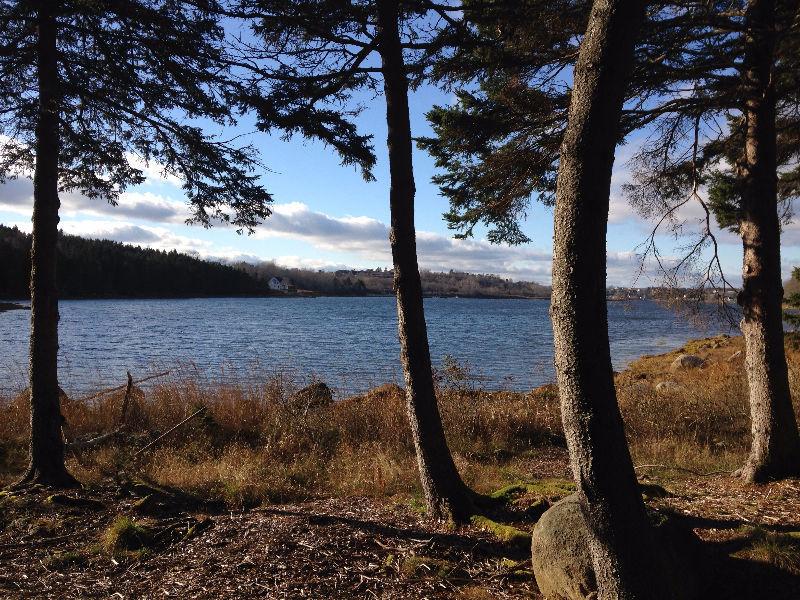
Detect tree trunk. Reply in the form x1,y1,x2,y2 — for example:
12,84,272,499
16,2,77,488
376,0,474,523
549,0,679,597
737,0,800,483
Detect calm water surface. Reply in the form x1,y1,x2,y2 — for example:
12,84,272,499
0,297,730,395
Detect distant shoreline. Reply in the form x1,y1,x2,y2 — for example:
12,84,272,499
0,302,29,313
0,292,551,302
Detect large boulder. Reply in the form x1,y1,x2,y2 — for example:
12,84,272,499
290,381,333,410
531,494,700,600
531,494,595,600
669,354,705,372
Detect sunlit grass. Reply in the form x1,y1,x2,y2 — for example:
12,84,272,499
2,334,798,505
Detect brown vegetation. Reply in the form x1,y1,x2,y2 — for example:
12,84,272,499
2,333,799,503
2,334,800,597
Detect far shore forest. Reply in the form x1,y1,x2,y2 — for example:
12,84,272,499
0,224,550,300
1,1,800,599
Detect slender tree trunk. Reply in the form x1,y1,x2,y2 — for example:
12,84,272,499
737,0,800,483
16,2,77,488
376,0,474,522
549,0,679,596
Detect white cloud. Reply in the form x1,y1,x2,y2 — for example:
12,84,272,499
271,255,352,271
58,220,215,254
254,201,557,281
125,153,183,188
0,177,189,223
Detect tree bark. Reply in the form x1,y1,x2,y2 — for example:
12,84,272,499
549,0,680,597
737,0,800,483
16,2,77,488
376,0,474,522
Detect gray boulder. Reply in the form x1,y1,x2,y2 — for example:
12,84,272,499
531,494,700,600
291,381,333,410
669,354,705,372
531,495,596,600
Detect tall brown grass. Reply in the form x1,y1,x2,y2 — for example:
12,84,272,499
1,334,798,506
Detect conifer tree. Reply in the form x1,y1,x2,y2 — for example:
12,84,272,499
237,0,479,521
0,0,272,487
628,0,800,482
550,0,683,594
421,0,800,482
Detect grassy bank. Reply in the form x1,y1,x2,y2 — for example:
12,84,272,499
2,333,799,505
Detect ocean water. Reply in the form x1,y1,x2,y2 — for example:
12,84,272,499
0,297,731,396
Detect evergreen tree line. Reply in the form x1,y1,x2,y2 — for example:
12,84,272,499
0,224,268,298
0,223,549,299
237,261,551,297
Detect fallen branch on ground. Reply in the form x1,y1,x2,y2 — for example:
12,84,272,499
66,372,137,452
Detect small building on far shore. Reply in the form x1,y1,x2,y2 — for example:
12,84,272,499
268,276,289,292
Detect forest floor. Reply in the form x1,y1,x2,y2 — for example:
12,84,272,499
3,333,800,597
3,459,800,598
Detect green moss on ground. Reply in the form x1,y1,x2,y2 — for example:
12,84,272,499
638,482,670,500
489,479,575,504
102,516,154,556
471,515,531,548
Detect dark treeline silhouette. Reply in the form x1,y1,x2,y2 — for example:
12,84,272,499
0,225,267,299
237,261,550,298
0,225,549,300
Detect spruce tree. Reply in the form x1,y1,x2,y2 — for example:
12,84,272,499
421,0,800,482
0,0,272,487
237,0,479,521
550,0,683,594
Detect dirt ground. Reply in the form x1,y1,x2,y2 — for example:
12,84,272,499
2,469,800,599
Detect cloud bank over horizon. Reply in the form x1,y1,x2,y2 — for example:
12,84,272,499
1,172,796,286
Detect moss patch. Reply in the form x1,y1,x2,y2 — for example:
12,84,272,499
489,479,575,504
102,516,154,556
471,515,531,548
639,482,670,500
46,494,105,511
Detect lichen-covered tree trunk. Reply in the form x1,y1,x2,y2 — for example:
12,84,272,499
376,0,474,522
17,2,78,488
737,0,800,483
549,0,679,596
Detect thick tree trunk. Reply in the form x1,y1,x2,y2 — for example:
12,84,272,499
376,0,474,522
16,2,77,488
737,0,800,483
550,0,679,597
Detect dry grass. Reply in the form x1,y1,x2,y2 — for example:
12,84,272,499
619,332,800,473
2,333,799,506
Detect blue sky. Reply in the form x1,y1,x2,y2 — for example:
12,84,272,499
1,82,798,287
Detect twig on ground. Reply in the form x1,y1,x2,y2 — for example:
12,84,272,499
66,371,139,452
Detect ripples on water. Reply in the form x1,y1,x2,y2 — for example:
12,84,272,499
0,297,731,396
